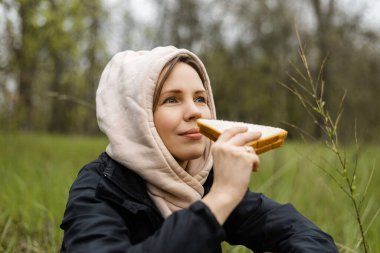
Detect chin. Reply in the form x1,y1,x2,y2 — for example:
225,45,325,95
175,148,205,162
187,152,204,160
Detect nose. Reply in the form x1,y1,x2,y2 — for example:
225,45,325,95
184,101,202,121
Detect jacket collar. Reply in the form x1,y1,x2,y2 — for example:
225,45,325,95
99,152,160,213
99,152,214,212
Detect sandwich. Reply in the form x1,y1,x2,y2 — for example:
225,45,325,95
197,119,288,154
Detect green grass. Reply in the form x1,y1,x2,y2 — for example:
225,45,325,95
0,133,108,252
0,133,379,252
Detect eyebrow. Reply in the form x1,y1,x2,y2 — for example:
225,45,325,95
160,89,206,96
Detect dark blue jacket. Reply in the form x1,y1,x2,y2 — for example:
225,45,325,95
60,152,338,253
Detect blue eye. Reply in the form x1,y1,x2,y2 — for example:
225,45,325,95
195,96,207,103
163,97,177,104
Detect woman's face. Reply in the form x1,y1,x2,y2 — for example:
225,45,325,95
154,62,212,166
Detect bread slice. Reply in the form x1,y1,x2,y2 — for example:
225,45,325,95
197,119,288,154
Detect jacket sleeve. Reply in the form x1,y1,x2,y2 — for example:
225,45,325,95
223,192,338,253
60,165,225,253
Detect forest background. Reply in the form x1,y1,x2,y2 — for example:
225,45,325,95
0,0,379,252
1,0,379,139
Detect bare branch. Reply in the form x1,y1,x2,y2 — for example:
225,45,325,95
47,92,95,111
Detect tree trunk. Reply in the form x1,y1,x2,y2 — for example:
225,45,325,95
310,0,335,139
15,1,38,130
83,1,102,134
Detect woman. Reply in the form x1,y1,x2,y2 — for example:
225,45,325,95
60,46,338,253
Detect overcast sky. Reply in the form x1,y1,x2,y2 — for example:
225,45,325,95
104,0,380,52
339,0,380,28
125,0,380,27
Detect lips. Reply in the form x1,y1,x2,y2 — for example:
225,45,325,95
179,128,203,140
180,128,200,135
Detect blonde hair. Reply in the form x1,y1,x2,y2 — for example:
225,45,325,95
153,54,207,111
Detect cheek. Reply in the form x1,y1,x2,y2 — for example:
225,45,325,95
153,110,176,138
202,106,212,119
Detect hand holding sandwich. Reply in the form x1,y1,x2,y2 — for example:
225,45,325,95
202,126,261,225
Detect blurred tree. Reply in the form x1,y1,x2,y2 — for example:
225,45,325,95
46,0,106,133
305,0,380,141
81,0,107,134
200,0,380,142
152,0,203,50
0,0,107,133
201,0,296,125
10,0,42,130
0,0,379,141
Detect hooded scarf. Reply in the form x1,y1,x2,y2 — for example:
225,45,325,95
96,46,216,217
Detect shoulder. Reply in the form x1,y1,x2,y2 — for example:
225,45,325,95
67,152,159,214
68,152,143,196
62,152,159,222
68,152,109,192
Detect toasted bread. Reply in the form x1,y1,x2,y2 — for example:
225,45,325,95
197,119,287,154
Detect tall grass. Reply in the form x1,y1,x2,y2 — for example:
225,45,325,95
0,133,107,252
223,142,380,253
0,133,379,252
276,31,379,253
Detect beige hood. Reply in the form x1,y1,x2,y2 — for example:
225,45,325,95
96,46,216,217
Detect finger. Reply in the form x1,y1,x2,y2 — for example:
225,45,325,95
242,146,254,154
229,131,262,146
252,157,260,172
217,126,248,142
240,149,260,171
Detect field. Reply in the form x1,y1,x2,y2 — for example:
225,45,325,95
0,133,379,252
